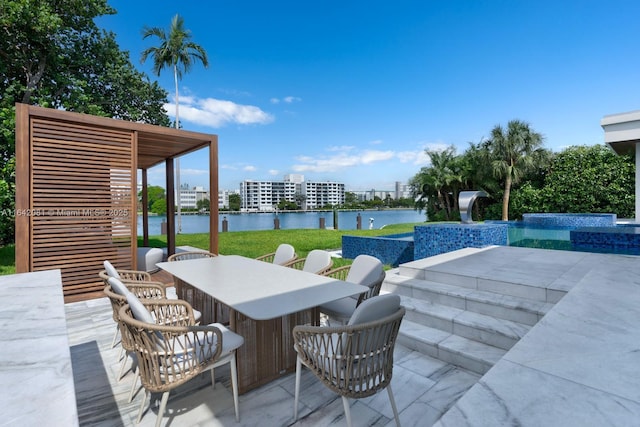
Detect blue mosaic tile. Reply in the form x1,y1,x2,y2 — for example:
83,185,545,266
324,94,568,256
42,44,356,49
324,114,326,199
342,232,414,267
414,224,508,259
522,213,616,228
571,226,640,255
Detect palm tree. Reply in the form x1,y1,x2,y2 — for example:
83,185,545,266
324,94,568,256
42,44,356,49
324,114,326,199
487,120,544,220
411,146,459,220
141,14,208,232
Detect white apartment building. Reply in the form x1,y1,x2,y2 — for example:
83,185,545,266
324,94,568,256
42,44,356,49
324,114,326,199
350,182,412,201
176,186,209,210
302,181,345,210
240,175,344,212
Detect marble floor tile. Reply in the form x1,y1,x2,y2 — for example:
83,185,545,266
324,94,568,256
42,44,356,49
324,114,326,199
417,368,480,413
435,360,640,427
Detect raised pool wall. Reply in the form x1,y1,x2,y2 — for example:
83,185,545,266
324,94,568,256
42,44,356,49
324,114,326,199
414,223,507,259
342,233,414,267
341,213,639,265
522,213,617,227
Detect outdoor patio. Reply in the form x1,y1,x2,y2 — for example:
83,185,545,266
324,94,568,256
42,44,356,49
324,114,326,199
66,296,479,426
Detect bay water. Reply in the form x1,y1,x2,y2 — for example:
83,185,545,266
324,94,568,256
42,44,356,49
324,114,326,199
138,209,426,235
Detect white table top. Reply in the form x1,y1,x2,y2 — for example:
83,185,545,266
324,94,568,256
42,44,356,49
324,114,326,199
0,269,78,426
157,255,368,320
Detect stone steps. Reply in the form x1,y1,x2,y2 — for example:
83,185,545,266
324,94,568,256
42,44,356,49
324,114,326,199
396,246,568,304
384,273,553,326
397,319,506,375
383,247,559,374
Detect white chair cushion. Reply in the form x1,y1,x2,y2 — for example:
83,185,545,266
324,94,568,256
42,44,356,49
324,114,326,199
319,297,357,320
273,244,295,265
104,260,121,279
303,250,331,273
165,286,179,299
348,294,401,326
210,322,244,354
346,255,383,288
126,292,155,324
108,277,130,296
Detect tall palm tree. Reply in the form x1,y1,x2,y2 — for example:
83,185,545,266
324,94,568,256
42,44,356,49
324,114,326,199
141,14,208,232
488,120,543,220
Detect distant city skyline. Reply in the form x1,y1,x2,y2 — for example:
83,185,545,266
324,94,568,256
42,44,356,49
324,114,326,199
105,1,640,191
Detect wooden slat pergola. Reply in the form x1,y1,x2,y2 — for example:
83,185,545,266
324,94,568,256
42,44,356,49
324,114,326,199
14,103,219,301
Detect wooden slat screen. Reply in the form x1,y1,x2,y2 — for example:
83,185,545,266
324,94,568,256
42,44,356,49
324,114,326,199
30,118,136,297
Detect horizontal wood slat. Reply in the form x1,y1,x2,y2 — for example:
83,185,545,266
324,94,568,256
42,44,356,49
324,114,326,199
30,118,135,298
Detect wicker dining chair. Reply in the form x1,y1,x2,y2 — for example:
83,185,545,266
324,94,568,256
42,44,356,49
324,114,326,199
320,254,386,325
119,295,243,427
100,259,176,299
101,260,195,349
103,277,173,403
293,294,405,427
256,243,297,265
284,249,333,275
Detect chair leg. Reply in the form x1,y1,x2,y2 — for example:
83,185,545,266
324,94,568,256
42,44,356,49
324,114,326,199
230,353,240,422
342,396,352,427
387,385,401,427
156,391,170,427
294,356,302,420
128,370,140,403
210,366,216,389
111,324,120,348
137,390,148,424
118,352,130,381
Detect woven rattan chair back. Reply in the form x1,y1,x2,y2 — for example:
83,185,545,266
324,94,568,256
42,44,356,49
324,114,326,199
167,250,217,262
293,294,405,426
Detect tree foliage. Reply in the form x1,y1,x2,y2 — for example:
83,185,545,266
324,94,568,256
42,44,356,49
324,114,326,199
0,0,171,244
196,197,210,212
228,193,241,211
541,145,635,217
485,120,545,220
141,14,208,129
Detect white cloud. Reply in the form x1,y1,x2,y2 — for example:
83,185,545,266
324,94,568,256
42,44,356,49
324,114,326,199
292,149,394,173
268,169,279,176
361,150,395,164
270,96,301,104
179,168,209,176
397,150,430,165
327,145,355,152
369,139,383,145
243,165,257,172
396,142,452,166
164,96,274,128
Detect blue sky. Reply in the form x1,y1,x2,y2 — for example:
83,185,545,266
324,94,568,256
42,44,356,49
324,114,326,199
98,0,640,192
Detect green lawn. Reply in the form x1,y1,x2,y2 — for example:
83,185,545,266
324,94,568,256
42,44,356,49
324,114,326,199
0,222,424,275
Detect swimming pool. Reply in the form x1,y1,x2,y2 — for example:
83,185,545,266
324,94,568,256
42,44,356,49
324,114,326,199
507,223,573,251
343,214,640,265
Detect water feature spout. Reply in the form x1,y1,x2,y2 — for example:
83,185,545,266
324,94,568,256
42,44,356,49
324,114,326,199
459,191,488,224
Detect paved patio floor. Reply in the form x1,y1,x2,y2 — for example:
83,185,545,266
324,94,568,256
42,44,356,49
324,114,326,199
66,297,479,427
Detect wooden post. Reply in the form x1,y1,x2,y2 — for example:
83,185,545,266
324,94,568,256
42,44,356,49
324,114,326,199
166,159,176,257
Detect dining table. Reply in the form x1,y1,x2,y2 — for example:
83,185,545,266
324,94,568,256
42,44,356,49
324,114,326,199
156,255,369,394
